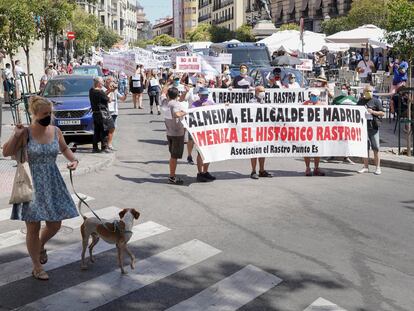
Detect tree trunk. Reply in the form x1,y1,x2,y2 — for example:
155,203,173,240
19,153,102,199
24,46,32,93
44,30,50,68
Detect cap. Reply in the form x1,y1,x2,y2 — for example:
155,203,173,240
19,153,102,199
310,89,321,96
198,87,209,95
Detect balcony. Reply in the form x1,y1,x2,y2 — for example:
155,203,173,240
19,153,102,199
213,0,233,11
199,0,211,9
198,13,211,23
212,13,233,25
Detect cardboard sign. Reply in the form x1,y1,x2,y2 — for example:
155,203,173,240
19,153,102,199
176,56,202,73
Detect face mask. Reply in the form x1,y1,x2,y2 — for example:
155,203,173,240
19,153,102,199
173,80,180,87
240,69,247,75
38,115,51,127
364,91,373,99
290,79,295,83
341,90,348,95
200,95,208,102
224,70,230,75
257,92,266,100
197,83,204,88
310,95,319,103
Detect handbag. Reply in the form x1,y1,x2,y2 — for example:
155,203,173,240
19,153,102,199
9,143,33,204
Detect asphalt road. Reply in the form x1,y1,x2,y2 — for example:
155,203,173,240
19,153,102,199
0,98,413,311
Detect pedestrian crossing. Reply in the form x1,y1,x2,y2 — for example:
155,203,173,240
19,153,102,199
0,199,348,311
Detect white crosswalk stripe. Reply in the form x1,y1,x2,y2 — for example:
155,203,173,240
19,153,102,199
0,206,119,251
166,264,282,311
0,221,170,287
304,297,347,311
17,239,221,311
0,193,94,222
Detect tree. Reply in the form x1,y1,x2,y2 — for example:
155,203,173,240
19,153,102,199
97,26,121,50
235,24,255,42
279,23,299,31
71,8,99,56
187,23,212,42
321,16,351,35
385,0,414,155
150,34,179,46
36,0,74,66
210,26,234,43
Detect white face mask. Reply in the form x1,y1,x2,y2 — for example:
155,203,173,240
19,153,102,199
257,92,266,100
341,90,348,95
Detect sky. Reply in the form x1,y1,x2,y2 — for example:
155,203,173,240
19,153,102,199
138,0,172,24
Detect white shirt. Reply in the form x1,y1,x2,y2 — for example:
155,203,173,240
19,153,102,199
287,82,301,89
357,60,374,78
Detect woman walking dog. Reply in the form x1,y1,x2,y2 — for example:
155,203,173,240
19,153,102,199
2,96,79,281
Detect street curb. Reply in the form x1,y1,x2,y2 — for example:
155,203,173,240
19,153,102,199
354,155,414,172
61,153,116,178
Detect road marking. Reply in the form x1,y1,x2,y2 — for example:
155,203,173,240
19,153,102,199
304,298,347,311
0,221,170,287
0,194,94,222
17,240,221,311
166,264,282,311
0,206,120,251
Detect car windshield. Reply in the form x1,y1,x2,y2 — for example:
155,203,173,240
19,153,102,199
231,49,271,68
43,79,93,97
73,67,100,76
262,69,307,87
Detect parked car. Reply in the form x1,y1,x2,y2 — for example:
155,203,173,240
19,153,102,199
210,42,272,77
250,67,309,88
42,75,94,143
72,65,104,77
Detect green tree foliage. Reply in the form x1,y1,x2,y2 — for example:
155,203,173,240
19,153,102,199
235,24,255,42
150,34,179,46
210,26,233,43
279,23,300,31
187,23,212,42
97,26,121,49
321,0,387,35
71,8,99,55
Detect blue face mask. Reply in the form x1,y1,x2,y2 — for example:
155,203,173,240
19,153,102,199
173,80,180,87
310,95,319,103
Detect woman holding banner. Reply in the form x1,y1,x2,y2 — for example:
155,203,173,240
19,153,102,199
129,65,146,109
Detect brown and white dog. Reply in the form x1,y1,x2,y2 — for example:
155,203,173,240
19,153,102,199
79,201,140,274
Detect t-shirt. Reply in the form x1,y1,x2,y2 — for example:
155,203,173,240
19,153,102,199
107,90,123,115
249,97,264,104
89,88,109,112
332,95,357,105
357,60,375,78
232,75,254,89
392,62,408,85
286,82,301,89
161,97,185,136
357,97,384,130
192,98,215,108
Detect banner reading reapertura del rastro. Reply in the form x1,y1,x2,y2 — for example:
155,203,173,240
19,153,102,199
209,88,328,105
182,104,368,163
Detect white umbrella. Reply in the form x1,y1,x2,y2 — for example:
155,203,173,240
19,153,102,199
258,30,327,54
326,24,388,48
321,42,350,52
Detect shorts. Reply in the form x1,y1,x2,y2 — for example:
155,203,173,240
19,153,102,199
131,87,143,94
167,135,184,159
367,129,380,151
111,114,118,127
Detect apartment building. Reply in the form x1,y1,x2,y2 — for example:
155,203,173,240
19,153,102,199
270,0,353,32
196,0,246,31
153,17,174,37
173,0,198,40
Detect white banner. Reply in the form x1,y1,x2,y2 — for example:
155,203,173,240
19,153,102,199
176,56,202,73
209,88,328,105
200,54,233,72
102,52,135,76
296,59,313,71
182,104,368,163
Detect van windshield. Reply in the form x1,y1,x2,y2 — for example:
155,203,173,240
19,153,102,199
230,49,271,67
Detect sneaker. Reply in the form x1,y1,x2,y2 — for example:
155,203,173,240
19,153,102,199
157,111,161,115
203,172,216,180
305,168,312,176
358,167,369,174
168,176,184,185
150,110,153,114
197,173,209,182
250,172,259,179
259,170,272,177
187,156,194,165
102,148,113,154
343,157,355,165
374,167,382,175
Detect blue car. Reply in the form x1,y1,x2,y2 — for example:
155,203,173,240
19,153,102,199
42,75,94,142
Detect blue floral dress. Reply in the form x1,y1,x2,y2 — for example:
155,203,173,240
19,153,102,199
11,127,78,221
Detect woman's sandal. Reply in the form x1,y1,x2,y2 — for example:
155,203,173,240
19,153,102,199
32,269,49,281
40,249,48,265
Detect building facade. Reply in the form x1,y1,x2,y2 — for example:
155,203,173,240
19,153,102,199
196,0,246,31
173,0,198,40
153,17,174,37
173,0,185,40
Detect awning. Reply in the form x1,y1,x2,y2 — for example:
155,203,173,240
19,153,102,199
314,0,322,9
288,0,296,14
301,0,309,11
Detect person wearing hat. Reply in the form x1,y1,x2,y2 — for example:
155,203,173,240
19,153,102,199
191,87,216,182
249,86,272,179
357,53,375,83
303,89,325,176
314,70,334,99
286,73,301,89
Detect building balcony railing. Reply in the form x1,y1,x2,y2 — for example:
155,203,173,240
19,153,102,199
212,13,234,25
213,0,233,11
198,13,211,23
199,1,211,9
